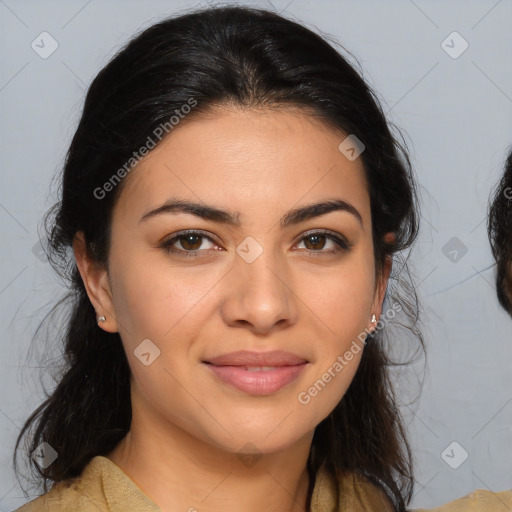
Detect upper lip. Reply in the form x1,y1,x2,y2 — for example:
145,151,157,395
204,350,308,366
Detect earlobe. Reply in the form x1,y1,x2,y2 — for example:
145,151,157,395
72,231,118,333
373,258,391,317
369,240,394,331
369,313,378,333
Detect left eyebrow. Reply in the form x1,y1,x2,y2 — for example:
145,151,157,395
139,198,363,227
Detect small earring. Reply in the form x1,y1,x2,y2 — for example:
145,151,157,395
371,314,377,324
97,315,106,323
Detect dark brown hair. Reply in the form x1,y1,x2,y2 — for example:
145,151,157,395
15,6,423,511
488,148,512,314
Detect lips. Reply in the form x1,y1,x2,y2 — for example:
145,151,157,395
205,350,307,367
203,350,308,395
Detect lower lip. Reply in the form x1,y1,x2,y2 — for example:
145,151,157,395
204,363,308,395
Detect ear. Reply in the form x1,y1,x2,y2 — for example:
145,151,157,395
369,232,394,329
72,231,118,333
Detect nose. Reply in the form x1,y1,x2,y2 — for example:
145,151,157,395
220,243,299,335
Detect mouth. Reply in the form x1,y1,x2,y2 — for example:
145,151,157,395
202,350,309,395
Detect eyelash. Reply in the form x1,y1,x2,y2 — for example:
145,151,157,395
159,229,351,258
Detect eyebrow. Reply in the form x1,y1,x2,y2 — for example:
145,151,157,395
139,197,363,228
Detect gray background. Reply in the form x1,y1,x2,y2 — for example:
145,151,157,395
1,0,511,510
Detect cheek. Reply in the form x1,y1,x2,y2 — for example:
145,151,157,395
301,256,375,403
305,260,375,338
109,250,220,341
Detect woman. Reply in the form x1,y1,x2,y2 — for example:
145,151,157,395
13,5,424,511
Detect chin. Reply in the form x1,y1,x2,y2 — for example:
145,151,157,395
196,416,315,456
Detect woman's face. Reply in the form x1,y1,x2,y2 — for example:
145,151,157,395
81,106,388,455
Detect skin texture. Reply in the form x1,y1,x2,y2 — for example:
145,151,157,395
73,106,390,512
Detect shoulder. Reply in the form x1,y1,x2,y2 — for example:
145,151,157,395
14,457,120,512
412,489,512,511
347,472,395,511
14,455,161,512
13,479,102,512
311,465,394,511
14,489,62,512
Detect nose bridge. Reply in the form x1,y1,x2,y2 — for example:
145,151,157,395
223,234,297,330
237,234,290,301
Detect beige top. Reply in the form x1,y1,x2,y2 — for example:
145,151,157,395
413,489,512,511
14,455,393,511
14,455,512,511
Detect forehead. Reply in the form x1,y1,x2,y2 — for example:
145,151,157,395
113,106,371,225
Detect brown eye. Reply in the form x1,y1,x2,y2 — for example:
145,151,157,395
160,229,350,258
178,233,203,251
303,234,327,251
296,231,350,254
160,230,218,257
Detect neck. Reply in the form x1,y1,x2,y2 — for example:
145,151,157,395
107,400,313,512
